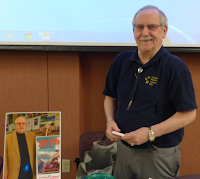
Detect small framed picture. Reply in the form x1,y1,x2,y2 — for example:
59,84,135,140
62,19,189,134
26,118,32,131
8,124,12,132
32,116,41,130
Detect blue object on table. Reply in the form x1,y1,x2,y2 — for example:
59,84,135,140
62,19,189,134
86,174,115,179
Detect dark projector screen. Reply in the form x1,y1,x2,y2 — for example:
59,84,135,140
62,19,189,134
0,0,200,50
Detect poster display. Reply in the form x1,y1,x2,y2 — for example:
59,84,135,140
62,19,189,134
36,135,61,179
3,112,61,179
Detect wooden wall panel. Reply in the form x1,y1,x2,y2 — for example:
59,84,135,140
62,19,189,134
79,52,118,133
0,51,48,179
48,52,80,179
0,51,48,156
173,53,200,176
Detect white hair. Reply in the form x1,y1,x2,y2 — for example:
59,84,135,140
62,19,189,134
132,5,168,28
15,116,27,123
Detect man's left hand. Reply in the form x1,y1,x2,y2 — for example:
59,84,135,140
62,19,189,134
121,127,149,146
44,124,51,129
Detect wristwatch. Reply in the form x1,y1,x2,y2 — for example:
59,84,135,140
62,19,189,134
148,127,155,142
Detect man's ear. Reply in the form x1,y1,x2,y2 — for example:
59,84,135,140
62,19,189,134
162,26,168,38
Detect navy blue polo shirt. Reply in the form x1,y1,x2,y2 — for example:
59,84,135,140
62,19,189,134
103,46,197,148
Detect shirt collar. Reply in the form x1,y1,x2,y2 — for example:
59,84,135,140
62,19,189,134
129,46,167,67
16,132,25,136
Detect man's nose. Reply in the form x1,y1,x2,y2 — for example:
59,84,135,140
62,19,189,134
142,26,150,36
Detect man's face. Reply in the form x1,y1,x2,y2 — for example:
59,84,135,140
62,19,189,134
15,117,27,134
133,8,167,55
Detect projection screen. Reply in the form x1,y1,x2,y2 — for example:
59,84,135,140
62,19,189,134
0,0,200,51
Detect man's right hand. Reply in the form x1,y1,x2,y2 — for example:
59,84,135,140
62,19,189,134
4,174,8,179
106,120,121,141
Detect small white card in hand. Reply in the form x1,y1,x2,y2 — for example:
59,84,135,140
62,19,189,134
112,131,125,137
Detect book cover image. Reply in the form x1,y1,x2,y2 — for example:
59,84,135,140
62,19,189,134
36,135,61,178
3,112,61,179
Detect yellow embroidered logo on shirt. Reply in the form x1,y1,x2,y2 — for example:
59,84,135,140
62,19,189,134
145,76,158,86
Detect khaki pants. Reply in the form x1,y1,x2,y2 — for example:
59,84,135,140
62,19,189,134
113,140,181,179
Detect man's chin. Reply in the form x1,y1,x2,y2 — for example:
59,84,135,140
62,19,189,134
17,130,25,134
139,46,154,52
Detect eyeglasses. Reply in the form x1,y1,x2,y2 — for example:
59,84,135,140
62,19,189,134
16,122,27,125
134,24,162,31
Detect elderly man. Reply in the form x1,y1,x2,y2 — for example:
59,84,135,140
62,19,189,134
4,116,51,179
103,5,197,179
